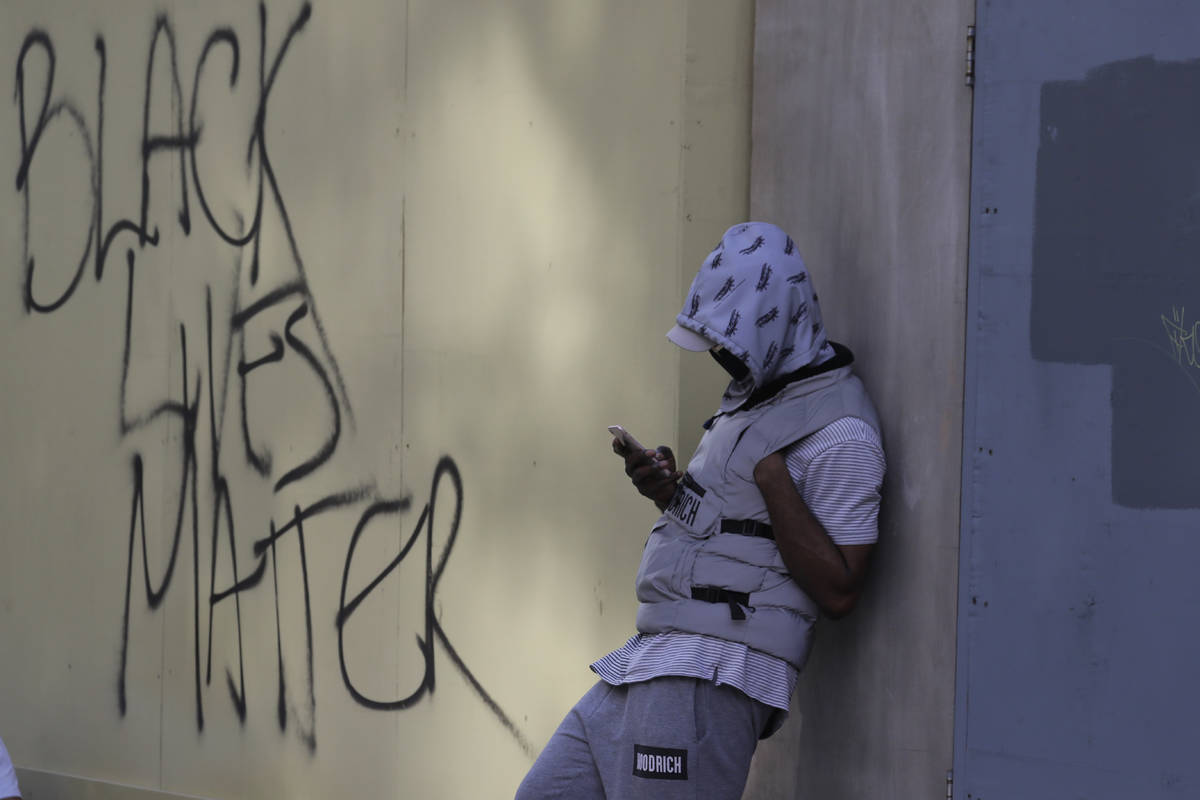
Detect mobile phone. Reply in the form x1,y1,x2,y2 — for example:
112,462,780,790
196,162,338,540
608,425,647,454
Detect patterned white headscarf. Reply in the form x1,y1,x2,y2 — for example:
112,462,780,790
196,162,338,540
669,222,833,412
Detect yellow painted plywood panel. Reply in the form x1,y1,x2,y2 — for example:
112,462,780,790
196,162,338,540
0,1,752,798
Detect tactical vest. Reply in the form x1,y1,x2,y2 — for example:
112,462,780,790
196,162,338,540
634,362,880,670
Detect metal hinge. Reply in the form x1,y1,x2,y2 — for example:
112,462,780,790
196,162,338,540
946,769,954,799
965,25,976,87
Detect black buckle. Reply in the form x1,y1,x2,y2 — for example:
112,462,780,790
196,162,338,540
691,586,754,620
720,518,774,540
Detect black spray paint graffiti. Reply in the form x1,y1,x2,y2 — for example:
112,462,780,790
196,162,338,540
14,3,532,756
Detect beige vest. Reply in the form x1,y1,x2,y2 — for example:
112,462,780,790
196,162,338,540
634,364,880,670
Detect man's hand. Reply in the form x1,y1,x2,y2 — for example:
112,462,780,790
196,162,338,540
613,439,682,511
753,451,873,618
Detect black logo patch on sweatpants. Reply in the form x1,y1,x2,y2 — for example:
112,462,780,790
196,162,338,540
632,744,688,780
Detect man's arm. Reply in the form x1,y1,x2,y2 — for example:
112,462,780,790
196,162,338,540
753,451,874,619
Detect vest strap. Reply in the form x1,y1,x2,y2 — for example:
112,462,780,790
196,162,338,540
719,518,774,540
690,586,754,620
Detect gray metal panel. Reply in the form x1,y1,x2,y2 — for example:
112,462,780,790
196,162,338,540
956,1,1200,796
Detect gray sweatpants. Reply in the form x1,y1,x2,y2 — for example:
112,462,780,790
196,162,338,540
514,677,772,800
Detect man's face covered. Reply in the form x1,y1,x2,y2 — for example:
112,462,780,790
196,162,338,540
676,222,831,412
709,345,751,382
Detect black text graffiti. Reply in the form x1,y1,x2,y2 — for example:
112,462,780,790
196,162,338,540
13,3,530,756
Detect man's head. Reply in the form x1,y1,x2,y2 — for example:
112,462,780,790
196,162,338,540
667,222,828,398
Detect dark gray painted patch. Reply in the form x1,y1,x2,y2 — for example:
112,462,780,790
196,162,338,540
1112,338,1200,507
1031,56,1200,508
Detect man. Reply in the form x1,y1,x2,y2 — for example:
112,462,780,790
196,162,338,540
516,222,885,799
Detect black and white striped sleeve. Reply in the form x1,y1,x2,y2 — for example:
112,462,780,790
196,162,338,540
781,417,886,546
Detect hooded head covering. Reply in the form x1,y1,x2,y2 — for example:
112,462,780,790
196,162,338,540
668,222,833,412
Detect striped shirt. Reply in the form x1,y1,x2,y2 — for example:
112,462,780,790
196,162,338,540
591,416,885,731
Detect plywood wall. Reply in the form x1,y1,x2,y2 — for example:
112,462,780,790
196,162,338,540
746,1,973,797
0,2,752,798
